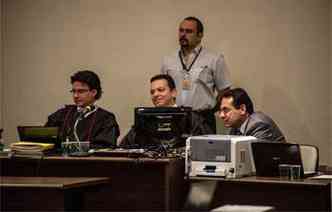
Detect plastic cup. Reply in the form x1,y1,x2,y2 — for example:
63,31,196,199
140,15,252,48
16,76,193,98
278,164,290,179
290,165,301,180
61,141,90,156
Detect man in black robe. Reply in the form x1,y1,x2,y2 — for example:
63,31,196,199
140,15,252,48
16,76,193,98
45,70,120,148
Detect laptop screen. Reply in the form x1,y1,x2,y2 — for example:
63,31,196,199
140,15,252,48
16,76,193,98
251,142,304,177
17,126,60,149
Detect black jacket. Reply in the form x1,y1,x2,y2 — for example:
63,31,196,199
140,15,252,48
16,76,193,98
45,105,120,148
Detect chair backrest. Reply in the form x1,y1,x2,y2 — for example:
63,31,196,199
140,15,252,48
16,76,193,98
299,144,319,173
183,181,217,211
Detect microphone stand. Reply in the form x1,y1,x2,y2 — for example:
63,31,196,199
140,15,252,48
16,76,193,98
74,113,83,152
74,106,92,152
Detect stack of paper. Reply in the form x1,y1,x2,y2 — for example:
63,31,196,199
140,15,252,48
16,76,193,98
10,141,54,156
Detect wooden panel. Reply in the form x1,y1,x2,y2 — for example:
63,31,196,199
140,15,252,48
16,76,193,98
0,176,109,211
0,156,186,211
0,176,110,188
189,176,331,211
2,188,65,211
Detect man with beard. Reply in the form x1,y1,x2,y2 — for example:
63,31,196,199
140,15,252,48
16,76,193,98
161,16,231,133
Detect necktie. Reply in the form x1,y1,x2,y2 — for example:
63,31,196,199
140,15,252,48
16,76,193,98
234,128,242,136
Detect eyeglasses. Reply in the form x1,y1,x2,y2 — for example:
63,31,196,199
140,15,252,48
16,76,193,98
215,108,231,116
70,89,90,94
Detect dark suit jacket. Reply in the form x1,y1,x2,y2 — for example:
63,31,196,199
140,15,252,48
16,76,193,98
230,111,286,142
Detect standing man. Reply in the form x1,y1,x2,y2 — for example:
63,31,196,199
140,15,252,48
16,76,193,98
161,16,231,133
218,88,286,142
45,70,120,148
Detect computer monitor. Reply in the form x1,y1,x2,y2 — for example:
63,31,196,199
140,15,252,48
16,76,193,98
251,142,304,178
17,126,61,149
134,106,192,148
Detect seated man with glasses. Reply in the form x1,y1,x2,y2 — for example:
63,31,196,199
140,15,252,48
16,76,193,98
217,87,286,142
45,70,120,148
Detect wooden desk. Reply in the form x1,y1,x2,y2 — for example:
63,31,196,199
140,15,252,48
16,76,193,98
189,176,331,211
0,156,187,211
0,176,110,211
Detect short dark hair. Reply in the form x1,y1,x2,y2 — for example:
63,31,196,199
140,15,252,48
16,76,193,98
220,88,254,114
150,74,176,91
184,16,204,35
70,70,102,100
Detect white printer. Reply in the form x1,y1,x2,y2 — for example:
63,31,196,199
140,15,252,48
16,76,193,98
185,135,257,178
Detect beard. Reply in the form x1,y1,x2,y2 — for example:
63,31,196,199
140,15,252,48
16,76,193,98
179,37,188,48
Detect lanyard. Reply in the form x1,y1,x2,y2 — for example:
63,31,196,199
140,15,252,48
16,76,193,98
179,47,202,72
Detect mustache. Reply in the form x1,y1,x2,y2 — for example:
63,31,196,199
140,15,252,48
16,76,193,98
179,37,188,42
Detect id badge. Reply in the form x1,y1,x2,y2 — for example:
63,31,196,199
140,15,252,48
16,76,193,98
182,74,192,90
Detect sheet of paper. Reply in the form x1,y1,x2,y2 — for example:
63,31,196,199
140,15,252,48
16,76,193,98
309,175,332,180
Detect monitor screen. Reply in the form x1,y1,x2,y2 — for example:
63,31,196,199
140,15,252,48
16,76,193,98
251,142,304,177
134,106,192,148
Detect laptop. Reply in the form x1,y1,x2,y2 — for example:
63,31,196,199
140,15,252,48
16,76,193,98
251,142,305,178
17,126,61,149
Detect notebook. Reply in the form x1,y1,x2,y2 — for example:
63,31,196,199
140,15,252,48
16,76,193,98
251,142,304,178
17,126,60,149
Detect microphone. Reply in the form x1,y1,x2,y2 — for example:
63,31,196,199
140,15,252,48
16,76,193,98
85,105,92,113
78,105,92,118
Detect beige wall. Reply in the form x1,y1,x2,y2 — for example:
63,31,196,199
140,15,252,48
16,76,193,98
330,0,332,166
0,0,2,130
2,0,331,165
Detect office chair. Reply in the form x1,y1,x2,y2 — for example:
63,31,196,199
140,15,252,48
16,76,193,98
299,144,319,174
183,180,217,211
